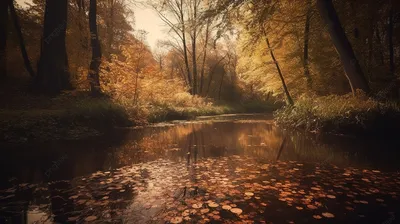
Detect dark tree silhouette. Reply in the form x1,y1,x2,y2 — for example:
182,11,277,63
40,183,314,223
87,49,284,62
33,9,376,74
316,0,370,94
0,0,10,79
9,1,36,77
36,0,71,94
88,0,102,96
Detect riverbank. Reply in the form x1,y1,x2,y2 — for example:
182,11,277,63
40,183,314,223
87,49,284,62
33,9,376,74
0,92,280,143
274,93,400,137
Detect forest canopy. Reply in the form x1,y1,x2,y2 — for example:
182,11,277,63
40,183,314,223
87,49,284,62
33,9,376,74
0,0,399,136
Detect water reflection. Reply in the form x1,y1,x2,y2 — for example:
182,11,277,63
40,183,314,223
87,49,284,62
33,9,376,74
1,115,400,223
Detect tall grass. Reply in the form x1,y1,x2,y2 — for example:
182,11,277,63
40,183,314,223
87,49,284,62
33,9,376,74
274,92,400,135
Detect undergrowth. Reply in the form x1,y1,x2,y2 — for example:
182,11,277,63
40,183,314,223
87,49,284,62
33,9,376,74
274,92,400,135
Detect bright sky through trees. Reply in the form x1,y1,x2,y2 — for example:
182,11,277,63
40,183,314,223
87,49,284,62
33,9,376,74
16,0,168,50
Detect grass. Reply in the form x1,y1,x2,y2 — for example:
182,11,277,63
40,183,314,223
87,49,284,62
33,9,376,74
274,92,400,136
0,96,132,143
0,91,281,143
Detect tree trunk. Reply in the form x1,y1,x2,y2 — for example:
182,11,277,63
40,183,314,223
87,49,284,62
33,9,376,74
179,0,192,95
88,0,102,96
191,0,198,95
106,0,115,60
265,35,294,106
316,0,370,94
0,0,9,79
303,0,312,88
199,19,210,95
388,1,395,75
10,1,36,77
36,0,70,94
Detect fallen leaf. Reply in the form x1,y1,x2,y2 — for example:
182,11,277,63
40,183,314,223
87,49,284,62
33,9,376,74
170,217,183,224
230,208,243,215
313,215,322,219
84,216,97,222
222,205,232,210
322,212,335,218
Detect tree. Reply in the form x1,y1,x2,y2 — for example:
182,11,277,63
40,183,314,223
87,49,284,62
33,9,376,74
10,0,36,77
152,0,193,94
264,33,294,105
0,0,10,79
89,0,102,96
152,0,211,95
36,0,71,94
316,0,370,94
303,0,312,88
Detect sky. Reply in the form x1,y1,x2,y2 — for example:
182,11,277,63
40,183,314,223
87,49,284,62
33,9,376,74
16,0,169,51
133,5,169,51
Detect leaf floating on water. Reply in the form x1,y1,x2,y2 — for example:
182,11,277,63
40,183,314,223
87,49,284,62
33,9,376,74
245,192,254,197
230,208,243,215
307,205,318,210
170,217,183,224
192,203,202,209
67,216,79,221
322,212,335,218
327,195,336,199
213,215,221,220
208,202,219,208
296,206,303,210
84,216,97,222
222,205,232,210
200,208,210,214
360,200,368,204
313,215,322,219
376,198,384,202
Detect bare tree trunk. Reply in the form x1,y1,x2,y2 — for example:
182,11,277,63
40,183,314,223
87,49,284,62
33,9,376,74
316,0,370,94
303,0,312,88
36,0,70,94
106,0,115,60
0,0,9,79
265,35,294,105
199,19,210,95
178,0,193,95
191,0,198,95
10,1,36,77
88,0,102,96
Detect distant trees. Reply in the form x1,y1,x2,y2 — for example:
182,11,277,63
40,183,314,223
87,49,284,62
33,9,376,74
152,0,223,96
2,0,399,104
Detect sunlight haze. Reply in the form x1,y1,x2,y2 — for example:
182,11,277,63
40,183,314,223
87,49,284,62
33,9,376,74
16,0,168,51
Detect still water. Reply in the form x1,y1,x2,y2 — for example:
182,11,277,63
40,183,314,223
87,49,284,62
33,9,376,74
1,114,400,223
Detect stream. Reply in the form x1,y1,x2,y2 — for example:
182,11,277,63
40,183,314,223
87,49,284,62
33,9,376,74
1,114,400,223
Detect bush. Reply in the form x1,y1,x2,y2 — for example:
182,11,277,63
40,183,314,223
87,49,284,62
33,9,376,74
274,92,400,135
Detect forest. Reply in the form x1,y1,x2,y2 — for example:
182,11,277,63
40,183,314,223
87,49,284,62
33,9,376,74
0,0,399,141
1,1,400,223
